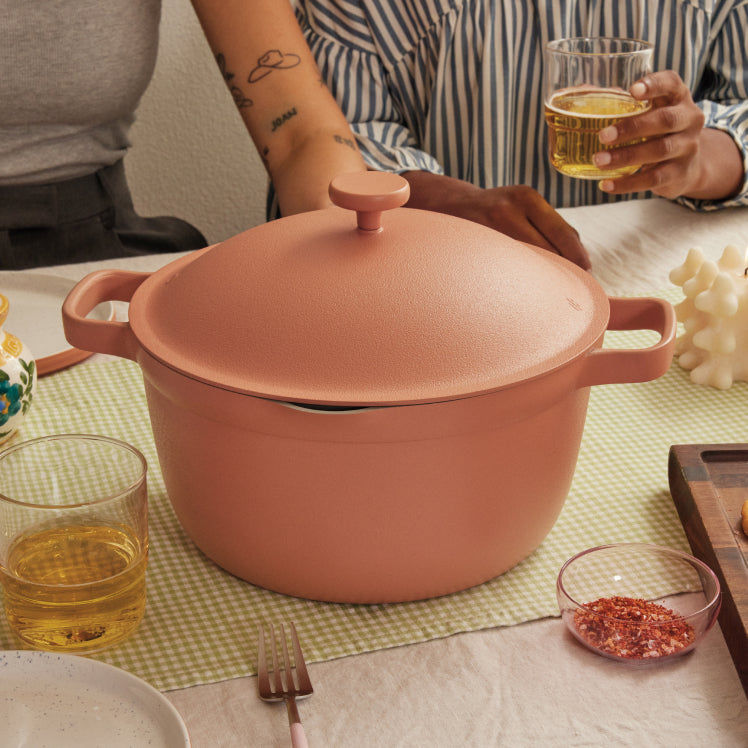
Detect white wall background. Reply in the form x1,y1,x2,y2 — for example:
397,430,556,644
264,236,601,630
126,0,269,245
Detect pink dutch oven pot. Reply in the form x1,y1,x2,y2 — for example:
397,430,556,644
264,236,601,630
63,173,675,603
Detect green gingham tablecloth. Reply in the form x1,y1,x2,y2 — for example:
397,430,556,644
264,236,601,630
1,291,746,692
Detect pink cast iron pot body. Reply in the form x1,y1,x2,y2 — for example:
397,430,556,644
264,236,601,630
62,173,676,603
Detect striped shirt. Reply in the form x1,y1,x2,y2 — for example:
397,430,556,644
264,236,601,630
293,0,748,210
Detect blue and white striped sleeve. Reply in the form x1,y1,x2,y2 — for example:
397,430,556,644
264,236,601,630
298,3,444,175
680,0,748,209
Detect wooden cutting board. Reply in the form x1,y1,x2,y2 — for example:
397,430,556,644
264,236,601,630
668,444,748,696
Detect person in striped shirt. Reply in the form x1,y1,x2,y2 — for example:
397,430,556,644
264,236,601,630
292,0,748,269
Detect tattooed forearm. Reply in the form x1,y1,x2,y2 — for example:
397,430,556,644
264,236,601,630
271,108,298,132
334,134,358,152
215,53,253,109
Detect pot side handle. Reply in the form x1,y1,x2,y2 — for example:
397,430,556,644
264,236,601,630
62,269,149,362
578,296,676,387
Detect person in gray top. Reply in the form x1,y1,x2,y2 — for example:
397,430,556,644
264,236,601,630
0,0,365,269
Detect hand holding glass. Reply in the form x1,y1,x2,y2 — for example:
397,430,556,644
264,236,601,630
545,37,654,179
0,435,148,653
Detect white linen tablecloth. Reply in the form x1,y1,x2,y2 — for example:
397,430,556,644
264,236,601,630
18,198,748,746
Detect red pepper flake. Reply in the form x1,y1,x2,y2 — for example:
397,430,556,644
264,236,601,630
573,595,696,659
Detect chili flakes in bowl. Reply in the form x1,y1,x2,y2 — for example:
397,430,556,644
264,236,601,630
557,544,720,663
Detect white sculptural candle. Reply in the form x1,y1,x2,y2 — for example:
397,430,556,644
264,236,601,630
669,243,748,390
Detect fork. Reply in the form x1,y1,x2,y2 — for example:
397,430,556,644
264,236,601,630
258,623,314,748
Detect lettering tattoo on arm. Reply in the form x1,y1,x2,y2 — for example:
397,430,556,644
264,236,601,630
334,134,358,152
271,108,298,132
216,54,253,108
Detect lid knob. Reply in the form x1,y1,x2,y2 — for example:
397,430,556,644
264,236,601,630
329,172,410,231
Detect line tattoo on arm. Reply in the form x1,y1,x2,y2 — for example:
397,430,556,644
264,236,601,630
248,50,301,83
216,53,253,108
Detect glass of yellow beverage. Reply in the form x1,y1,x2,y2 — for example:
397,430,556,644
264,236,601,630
0,434,147,653
545,37,654,179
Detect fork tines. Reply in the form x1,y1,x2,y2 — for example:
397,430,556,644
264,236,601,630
258,622,313,701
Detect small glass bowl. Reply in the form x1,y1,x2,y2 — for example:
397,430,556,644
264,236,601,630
557,543,721,663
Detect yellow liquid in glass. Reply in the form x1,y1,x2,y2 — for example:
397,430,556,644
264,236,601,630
545,87,650,179
1,523,147,652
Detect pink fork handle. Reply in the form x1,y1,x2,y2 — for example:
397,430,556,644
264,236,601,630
290,722,309,748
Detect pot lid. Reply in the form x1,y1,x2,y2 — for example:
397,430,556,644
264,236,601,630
128,172,609,405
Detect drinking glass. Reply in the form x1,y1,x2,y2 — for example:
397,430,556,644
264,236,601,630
545,37,654,179
0,434,148,653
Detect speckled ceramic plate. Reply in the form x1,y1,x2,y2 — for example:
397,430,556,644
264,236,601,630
0,272,114,376
0,650,190,747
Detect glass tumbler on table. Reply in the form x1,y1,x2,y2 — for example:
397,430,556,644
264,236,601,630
0,434,148,653
545,37,654,179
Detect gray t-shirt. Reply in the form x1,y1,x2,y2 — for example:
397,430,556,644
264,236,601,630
0,0,161,185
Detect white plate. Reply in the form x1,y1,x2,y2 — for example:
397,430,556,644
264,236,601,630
0,272,114,376
0,650,190,747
